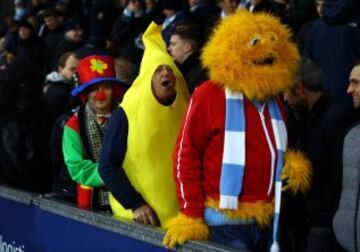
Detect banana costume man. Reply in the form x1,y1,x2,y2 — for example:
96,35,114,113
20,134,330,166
163,11,312,251
99,22,189,226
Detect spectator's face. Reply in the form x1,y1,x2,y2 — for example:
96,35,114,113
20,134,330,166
18,26,32,40
65,28,84,43
59,55,80,80
222,0,238,14
347,65,360,108
163,9,176,18
87,82,113,113
119,0,128,8
188,0,199,7
316,0,325,16
250,0,261,6
44,16,62,30
151,65,177,105
27,16,37,28
168,34,191,64
129,0,142,10
283,84,306,111
145,0,156,9
32,0,40,6
5,51,16,64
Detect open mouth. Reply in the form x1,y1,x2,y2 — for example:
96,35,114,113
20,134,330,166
253,56,275,66
161,80,172,87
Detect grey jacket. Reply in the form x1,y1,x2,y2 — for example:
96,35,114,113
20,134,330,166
333,124,360,252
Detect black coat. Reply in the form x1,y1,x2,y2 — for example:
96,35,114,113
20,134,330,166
280,93,354,251
0,60,52,193
178,51,208,94
50,37,84,72
0,102,52,193
296,93,354,227
16,35,44,70
42,26,65,74
304,0,360,110
110,13,148,64
42,79,72,122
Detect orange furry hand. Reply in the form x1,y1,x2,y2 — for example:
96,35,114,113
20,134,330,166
281,149,312,195
162,214,209,248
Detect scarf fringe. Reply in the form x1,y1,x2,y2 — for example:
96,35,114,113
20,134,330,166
219,195,238,209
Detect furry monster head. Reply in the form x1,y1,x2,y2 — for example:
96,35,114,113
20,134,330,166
201,10,300,101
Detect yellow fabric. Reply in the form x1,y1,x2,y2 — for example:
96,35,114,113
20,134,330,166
201,10,300,101
110,22,189,227
163,214,209,248
281,149,313,195
205,198,274,227
79,185,92,190
109,193,134,219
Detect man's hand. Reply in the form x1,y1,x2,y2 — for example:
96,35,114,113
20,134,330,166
133,204,159,226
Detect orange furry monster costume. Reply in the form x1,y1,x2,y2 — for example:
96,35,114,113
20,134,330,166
163,10,312,251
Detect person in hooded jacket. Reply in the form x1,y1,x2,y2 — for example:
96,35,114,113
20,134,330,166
304,0,360,111
15,20,44,70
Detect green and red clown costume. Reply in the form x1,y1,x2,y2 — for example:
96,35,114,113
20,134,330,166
63,55,126,210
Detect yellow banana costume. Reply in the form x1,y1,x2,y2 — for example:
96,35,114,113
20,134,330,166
110,22,189,226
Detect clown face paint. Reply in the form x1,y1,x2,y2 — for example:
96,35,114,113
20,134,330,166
87,82,113,114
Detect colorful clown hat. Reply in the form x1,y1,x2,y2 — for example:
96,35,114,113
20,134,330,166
71,55,124,96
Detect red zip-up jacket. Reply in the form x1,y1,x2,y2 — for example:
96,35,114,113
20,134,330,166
174,81,286,220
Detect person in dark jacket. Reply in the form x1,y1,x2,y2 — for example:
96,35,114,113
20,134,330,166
42,51,80,122
296,0,324,55
188,0,220,29
48,17,85,72
287,0,318,34
203,0,239,40
75,34,110,59
245,0,289,24
15,20,44,69
283,58,354,252
161,0,190,45
304,0,360,111
168,20,207,93
0,59,53,194
110,0,148,64
41,8,65,75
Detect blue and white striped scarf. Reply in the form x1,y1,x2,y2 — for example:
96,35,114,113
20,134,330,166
219,88,287,250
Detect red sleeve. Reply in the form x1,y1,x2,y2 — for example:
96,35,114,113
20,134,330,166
173,82,214,219
65,113,79,132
